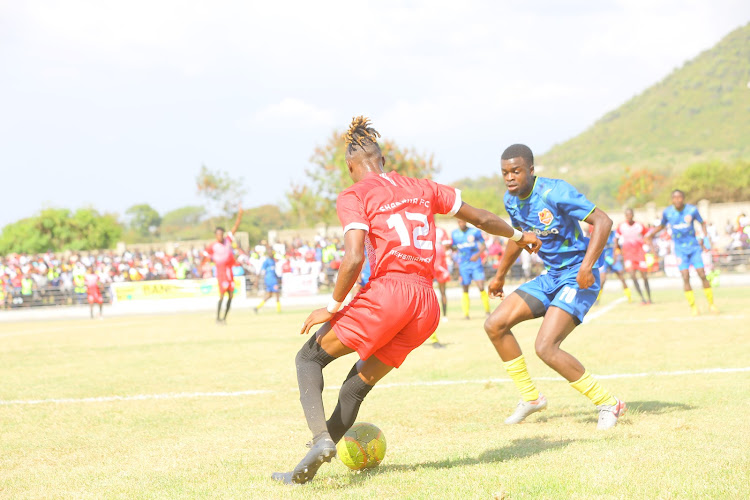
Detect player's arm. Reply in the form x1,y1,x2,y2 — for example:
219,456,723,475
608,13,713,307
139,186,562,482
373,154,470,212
579,208,613,289
229,203,244,235
454,203,540,253
488,239,525,298
644,223,665,248
301,229,365,335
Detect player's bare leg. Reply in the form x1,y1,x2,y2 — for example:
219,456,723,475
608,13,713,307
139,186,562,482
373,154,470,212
476,279,490,317
98,302,103,319
484,293,547,423
536,306,625,429
89,303,94,319
438,282,447,318
254,291,272,314
216,291,226,323
628,270,646,303
222,290,234,321
680,269,699,315
695,268,718,313
637,269,652,303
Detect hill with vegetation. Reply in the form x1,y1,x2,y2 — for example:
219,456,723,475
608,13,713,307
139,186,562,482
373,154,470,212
529,22,750,207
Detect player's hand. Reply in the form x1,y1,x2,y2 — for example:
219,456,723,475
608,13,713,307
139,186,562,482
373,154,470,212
519,232,541,254
301,307,334,335
488,274,506,299
576,267,595,290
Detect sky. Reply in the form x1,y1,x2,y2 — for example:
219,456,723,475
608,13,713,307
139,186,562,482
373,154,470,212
1,1,749,228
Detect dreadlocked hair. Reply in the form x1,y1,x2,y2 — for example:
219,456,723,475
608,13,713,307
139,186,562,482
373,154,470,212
344,116,381,156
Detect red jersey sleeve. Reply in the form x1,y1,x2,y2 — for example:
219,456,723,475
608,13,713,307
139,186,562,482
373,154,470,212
423,179,462,216
336,189,370,233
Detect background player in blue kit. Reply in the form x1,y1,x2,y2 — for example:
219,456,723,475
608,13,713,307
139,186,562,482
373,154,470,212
646,189,717,315
597,230,632,304
452,220,491,319
254,246,281,313
484,144,625,430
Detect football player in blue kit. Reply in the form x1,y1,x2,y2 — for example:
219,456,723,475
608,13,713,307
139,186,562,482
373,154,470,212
646,189,717,315
452,220,491,319
484,144,626,430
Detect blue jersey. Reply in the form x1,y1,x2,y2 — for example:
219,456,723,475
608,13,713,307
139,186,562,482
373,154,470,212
660,204,703,253
451,227,484,266
505,177,596,270
261,257,278,282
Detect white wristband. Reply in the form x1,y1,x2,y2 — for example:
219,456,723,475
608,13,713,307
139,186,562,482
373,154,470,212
510,228,523,242
326,299,343,314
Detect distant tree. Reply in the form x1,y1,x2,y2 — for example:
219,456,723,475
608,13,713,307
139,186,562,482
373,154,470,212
196,165,247,217
238,204,288,243
161,205,207,228
125,204,161,237
287,130,440,228
452,174,507,218
0,208,122,254
617,167,666,206
672,160,750,202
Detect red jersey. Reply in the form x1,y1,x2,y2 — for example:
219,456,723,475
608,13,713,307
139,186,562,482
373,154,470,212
336,171,461,282
206,238,235,268
616,221,648,253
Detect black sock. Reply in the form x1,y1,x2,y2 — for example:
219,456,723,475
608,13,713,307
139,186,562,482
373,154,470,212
326,363,373,443
223,296,233,320
442,299,447,316
644,279,652,301
296,335,337,438
217,297,224,320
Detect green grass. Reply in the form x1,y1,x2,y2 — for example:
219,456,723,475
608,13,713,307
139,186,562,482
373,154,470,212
2,287,749,499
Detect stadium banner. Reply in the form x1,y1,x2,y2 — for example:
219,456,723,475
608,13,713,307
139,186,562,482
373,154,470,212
281,273,318,297
111,277,246,303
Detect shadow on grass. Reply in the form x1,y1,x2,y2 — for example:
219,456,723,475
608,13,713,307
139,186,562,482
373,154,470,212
625,400,696,414
342,436,573,485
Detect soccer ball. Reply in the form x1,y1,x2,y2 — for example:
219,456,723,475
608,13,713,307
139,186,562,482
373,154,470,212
336,422,386,471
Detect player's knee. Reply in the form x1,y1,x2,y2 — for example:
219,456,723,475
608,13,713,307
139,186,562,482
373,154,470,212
534,339,556,362
484,314,509,340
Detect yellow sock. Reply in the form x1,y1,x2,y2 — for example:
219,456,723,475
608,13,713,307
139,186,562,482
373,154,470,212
596,288,603,302
429,333,439,344
276,301,281,312
503,355,540,402
570,370,616,406
624,288,632,302
684,290,695,307
461,292,470,317
256,300,266,309
703,287,714,305
480,290,490,313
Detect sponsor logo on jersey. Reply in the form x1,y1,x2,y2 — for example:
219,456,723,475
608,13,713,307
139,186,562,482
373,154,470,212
533,227,560,236
538,208,554,225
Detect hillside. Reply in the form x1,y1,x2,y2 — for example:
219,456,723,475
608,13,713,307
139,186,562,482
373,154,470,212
537,22,750,205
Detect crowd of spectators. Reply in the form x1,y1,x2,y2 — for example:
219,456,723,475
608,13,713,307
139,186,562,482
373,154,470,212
2,214,748,309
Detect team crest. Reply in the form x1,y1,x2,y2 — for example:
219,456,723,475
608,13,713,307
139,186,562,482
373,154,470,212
684,215,692,223
538,208,554,225
467,235,475,243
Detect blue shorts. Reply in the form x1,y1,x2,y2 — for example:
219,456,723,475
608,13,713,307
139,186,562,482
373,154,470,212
517,265,600,324
600,257,623,274
265,278,280,293
676,246,704,271
459,262,485,286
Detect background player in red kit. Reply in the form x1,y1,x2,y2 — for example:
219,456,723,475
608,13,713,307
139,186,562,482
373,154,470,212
616,208,652,304
204,205,243,323
272,117,541,485
85,266,103,319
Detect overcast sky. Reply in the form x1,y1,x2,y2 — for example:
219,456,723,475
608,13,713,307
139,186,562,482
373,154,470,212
1,1,748,228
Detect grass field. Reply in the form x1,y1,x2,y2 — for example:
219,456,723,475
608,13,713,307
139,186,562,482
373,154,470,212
2,286,749,499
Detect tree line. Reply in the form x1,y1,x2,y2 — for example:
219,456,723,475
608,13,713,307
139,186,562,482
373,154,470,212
1,133,747,255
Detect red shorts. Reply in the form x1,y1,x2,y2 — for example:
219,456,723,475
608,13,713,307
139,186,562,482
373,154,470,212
87,289,103,304
434,263,450,284
216,267,235,294
622,247,646,272
331,274,440,368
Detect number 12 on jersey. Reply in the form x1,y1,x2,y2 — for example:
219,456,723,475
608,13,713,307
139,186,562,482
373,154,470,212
386,213,433,250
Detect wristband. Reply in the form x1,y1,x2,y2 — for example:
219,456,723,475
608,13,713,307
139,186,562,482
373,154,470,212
326,299,343,314
510,228,523,242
